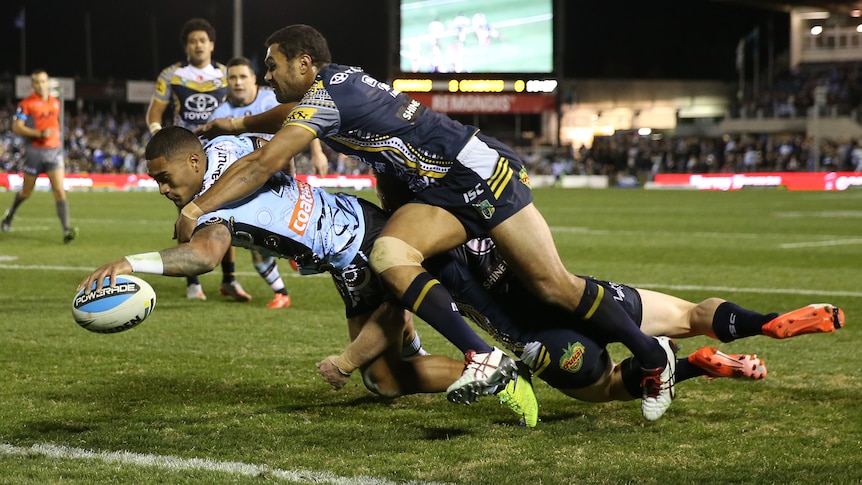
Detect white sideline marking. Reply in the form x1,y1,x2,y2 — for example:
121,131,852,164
631,283,862,298
0,263,319,278
779,238,862,249
0,443,446,485
0,263,857,296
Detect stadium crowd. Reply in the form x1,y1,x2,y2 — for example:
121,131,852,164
5,80,862,180
0,105,363,177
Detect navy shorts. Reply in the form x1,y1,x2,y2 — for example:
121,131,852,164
514,278,644,390
413,134,533,237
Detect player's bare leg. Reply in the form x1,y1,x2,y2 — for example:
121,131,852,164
2,173,37,232
372,204,516,403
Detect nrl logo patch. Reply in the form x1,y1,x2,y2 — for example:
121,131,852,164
472,199,495,219
559,342,586,373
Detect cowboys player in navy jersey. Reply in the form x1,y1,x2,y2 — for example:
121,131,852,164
78,126,538,427
184,24,676,420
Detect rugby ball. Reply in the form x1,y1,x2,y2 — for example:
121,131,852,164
72,274,156,333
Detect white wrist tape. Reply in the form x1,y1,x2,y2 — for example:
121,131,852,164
125,252,164,274
148,122,163,135
230,116,246,132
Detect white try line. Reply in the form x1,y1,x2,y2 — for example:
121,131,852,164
0,443,446,485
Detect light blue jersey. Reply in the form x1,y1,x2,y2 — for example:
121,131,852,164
193,135,366,275
208,88,279,140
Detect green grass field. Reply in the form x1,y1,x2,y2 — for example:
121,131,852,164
0,187,860,484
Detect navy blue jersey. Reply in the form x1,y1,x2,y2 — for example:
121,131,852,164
286,64,475,191
284,64,532,235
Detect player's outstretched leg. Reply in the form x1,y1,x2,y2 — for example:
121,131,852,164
761,303,845,339
688,347,767,380
446,347,517,405
641,336,678,421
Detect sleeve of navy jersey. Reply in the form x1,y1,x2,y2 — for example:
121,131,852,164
284,64,477,186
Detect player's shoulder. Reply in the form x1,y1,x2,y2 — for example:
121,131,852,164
320,64,371,87
215,62,228,74
158,61,183,77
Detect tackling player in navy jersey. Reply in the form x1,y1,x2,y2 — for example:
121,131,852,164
185,24,676,420
78,127,538,427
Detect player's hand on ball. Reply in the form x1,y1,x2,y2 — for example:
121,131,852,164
78,259,132,293
316,356,351,390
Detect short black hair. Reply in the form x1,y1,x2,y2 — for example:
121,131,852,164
181,18,216,46
265,24,331,68
145,126,202,162
226,56,255,71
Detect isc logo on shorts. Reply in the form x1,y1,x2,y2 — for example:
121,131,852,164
289,181,315,235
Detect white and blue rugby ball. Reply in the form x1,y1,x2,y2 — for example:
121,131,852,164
72,274,156,333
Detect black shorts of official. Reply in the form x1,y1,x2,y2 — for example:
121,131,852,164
412,154,533,238
331,198,399,318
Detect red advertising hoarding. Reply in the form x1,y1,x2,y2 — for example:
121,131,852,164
652,172,862,191
0,173,377,192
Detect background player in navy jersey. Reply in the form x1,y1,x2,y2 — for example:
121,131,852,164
185,24,677,420
146,17,249,302
78,127,537,427
207,56,331,309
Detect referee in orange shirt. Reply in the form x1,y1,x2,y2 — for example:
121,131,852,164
2,69,78,243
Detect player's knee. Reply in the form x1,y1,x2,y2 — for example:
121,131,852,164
692,297,725,333
369,236,424,274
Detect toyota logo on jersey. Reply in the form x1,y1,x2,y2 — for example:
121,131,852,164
184,93,220,120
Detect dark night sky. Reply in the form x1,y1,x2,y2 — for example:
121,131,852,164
0,0,788,82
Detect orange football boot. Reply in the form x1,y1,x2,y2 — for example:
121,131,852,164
762,304,844,339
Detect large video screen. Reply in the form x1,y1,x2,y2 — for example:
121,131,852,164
399,0,553,74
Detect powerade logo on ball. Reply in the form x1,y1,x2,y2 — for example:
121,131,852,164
74,282,139,308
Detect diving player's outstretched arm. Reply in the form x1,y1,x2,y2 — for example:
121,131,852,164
79,224,232,292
